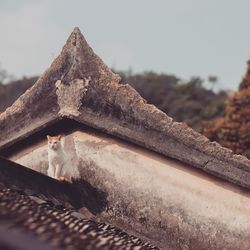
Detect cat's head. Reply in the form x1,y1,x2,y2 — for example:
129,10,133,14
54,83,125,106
47,135,62,151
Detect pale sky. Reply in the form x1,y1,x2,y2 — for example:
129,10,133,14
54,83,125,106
0,0,250,89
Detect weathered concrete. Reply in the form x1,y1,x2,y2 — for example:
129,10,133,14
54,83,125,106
0,27,250,249
0,27,250,190
6,128,250,250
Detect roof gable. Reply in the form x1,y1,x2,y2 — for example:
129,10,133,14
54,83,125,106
1,28,250,189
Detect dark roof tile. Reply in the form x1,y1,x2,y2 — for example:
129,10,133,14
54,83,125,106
0,158,159,250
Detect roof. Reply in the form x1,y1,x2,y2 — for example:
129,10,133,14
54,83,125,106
0,27,250,190
0,157,158,250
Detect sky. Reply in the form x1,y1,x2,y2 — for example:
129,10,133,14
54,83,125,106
0,0,250,90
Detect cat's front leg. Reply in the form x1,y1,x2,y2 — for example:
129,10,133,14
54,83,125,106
55,164,62,180
47,165,55,178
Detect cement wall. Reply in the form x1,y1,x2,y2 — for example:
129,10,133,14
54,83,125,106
8,129,250,249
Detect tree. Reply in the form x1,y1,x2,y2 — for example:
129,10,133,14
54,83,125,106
0,64,8,84
0,63,15,84
203,60,250,158
208,75,218,91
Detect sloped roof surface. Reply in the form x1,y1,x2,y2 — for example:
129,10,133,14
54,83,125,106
0,28,250,189
0,157,158,250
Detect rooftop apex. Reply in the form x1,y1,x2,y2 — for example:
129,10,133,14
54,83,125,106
47,26,120,84
1,28,250,191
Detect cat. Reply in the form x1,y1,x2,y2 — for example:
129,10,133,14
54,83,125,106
47,135,79,182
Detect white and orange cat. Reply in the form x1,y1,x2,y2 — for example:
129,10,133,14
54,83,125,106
47,135,79,182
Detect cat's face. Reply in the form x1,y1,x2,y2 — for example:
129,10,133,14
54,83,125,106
47,135,62,151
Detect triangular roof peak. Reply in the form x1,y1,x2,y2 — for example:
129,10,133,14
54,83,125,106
1,28,250,189
0,27,121,144
52,26,119,84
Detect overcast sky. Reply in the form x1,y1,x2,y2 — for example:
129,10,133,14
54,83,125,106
0,0,250,89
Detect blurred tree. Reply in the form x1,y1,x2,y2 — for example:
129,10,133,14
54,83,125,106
0,76,37,111
203,60,250,158
208,75,218,90
0,63,15,84
0,64,8,84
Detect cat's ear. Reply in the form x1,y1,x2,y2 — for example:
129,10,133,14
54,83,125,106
58,135,62,141
47,135,51,140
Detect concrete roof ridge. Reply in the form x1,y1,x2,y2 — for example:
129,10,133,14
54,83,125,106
0,28,250,189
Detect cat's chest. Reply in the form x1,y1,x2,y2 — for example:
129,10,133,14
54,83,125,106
49,152,65,166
